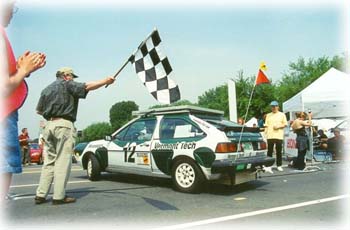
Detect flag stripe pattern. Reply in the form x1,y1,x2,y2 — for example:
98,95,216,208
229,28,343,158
130,30,180,104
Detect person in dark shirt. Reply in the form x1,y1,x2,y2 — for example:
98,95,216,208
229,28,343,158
327,128,345,160
34,67,114,205
18,128,30,165
317,129,328,150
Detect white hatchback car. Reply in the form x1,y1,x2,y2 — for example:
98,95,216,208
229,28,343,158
78,106,274,193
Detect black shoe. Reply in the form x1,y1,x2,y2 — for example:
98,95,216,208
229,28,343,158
52,196,76,205
34,196,47,205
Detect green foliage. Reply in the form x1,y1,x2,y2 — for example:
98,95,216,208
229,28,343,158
197,55,346,120
198,84,229,117
149,100,196,109
109,101,139,130
276,55,346,103
198,70,275,120
81,122,113,142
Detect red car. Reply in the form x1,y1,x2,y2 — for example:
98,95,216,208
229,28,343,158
29,143,43,164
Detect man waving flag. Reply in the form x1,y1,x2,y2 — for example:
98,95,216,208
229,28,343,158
130,29,181,104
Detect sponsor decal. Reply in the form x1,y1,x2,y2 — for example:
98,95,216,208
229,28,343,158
88,144,105,149
136,152,149,165
286,138,297,149
154,142,196,150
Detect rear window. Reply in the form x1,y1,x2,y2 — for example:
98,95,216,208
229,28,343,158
160,118,205,139
203,118,262,141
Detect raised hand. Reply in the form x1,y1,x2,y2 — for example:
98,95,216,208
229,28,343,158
105,76,115,86
17,51,46,76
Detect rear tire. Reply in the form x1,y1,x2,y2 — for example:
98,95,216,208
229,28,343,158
86,154,101,181
171,158,204,193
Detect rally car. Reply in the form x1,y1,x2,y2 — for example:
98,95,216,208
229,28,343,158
78,106,274,193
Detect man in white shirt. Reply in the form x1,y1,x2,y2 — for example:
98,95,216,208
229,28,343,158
264,101,287,171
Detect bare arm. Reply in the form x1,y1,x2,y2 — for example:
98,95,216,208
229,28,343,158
85,77,115,91
2,50,46,97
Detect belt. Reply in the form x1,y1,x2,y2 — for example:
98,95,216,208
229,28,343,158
50,117,62,121
49,117,73,122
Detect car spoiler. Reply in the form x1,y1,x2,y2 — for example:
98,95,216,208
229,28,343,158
221,126,261,133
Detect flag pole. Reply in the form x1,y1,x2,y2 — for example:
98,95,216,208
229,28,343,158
105,28,158,88
105,55,133,88
238,84,256,149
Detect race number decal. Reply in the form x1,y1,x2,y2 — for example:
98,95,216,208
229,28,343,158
124,146,136,163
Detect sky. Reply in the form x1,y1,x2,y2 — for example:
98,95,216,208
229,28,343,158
6,0,348,138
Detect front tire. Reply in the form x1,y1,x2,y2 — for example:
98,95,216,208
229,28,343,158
171,158,204,193
87,154,101,181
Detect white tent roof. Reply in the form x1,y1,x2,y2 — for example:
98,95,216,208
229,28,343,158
283,68,350,119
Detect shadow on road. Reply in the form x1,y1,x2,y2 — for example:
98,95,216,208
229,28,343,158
75,172,271,196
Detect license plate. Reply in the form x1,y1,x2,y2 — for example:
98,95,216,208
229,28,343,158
243,142,253,152
236,164,245,171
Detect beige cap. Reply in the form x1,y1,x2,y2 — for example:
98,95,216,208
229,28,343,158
57,67,79,78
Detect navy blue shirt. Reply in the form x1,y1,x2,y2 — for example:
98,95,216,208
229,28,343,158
36,78,88,122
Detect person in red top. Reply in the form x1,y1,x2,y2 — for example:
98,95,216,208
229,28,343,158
0,0,46,202
18,128,30,165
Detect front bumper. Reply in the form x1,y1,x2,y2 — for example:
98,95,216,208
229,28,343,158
211,156,275,174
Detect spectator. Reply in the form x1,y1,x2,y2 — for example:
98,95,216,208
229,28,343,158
291,111,312,170
317,129,328,150
34,67,115,205
0,0,46,202
327,128,345,160
264,101,287,172
258,112,267,131
18,128,30,165
237,117,244,125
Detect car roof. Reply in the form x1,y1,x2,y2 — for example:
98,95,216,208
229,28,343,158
132,105,224,117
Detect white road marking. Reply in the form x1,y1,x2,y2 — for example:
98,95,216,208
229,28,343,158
22,168,83,174
233,197,247,201
10,180,90,188
156,194,349,230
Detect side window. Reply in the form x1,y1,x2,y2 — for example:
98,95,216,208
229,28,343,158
115,128,128,141
160,118,205,139
117,119,156,142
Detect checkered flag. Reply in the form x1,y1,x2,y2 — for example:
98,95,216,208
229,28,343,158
130,29,181,104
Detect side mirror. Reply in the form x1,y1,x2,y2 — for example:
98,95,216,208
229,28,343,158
105,136,112,141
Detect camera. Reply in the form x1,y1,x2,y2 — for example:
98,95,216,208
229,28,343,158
308,109,312,113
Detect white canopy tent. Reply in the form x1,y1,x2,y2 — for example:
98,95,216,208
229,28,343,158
283,68,350,119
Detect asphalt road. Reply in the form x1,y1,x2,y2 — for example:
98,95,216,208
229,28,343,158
2,161,349,229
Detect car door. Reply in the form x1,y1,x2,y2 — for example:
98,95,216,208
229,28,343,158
108,118,157,172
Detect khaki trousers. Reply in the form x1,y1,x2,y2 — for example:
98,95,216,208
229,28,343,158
36,119,76,200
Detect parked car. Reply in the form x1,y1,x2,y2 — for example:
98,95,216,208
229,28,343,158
73,142,88,163
29,143,43,165
78,106,274,193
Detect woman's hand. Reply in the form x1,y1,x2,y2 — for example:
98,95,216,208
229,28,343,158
17,51,46,76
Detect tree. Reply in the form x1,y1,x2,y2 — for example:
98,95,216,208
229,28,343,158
82,122,113,142
197,70,274,119
109,101,139,130
197,54,346,121
198,84,229,117
276,55,346,103
234,71,275,119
